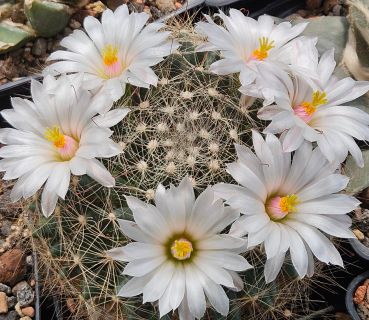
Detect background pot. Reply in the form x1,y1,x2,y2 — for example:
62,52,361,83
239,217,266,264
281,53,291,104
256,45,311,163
346,270,369,320
349,238,369,261
159,0,303,21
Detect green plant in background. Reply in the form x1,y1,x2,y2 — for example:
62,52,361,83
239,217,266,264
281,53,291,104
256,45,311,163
25,23,337,320
344,0,369,80
0,20,35,53
24,0,74,37
0,0,91,53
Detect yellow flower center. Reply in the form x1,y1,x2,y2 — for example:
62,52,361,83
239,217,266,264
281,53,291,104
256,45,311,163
44,126,78,161
301,91,328,115
266,194,300,221
171,238,193,261
279,194,300,213
44,126,66,148
252,37,275,61
102,44,119,66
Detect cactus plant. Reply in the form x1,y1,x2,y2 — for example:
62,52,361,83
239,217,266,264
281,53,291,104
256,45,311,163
24,22,339,320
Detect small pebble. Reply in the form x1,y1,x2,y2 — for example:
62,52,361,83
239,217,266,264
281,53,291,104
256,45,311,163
7,296,16,309
14,282,34,307
32,38,47,57
0,292,8,314
0,284,11,295
69,19,81,29
353,229,365,241
0,310,17,320
332,4,342,15
29,279,35,288
296,9,309,17
354,285,367,304
15,302,24,317
156,0,175,11
21,306,35,318
25,255,32,266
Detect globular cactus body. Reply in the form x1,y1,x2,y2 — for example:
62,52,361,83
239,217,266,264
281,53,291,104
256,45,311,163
28,21,335,320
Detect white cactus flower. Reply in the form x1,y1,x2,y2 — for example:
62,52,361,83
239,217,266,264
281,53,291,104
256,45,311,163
108,177,252,320
214,131,358,283
195,10,307,88
46,4,179,102
0,75,129,217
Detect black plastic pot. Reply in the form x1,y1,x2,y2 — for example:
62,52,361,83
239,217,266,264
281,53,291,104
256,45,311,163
349,238,369,261
0,76,40,128
160,0,303,21
346,270,369,320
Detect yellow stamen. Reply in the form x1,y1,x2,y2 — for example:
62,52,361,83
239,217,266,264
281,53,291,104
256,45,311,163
312,91,327,106
102,44,119,66
44,126,66,148
171,239,193,260
252,37,275,60
279,194,300,213
300,91,328,116
301,101,316,116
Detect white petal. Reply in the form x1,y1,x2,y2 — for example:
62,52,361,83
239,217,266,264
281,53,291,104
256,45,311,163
126,196,170,242
264,223,281,259
297,174,349,202
107,242,164,262
92,108,130,127
297,194,360,215
199,251,252,271
193,256,234,288
185,264,206,319
143,262,175,303
85,159,115,187
229,213,270,237
197,234,247,251
282,126,304,152
227,271,244,291
41,163,70,216
178,295,195,320
169,264,186,311
285,226,308,278
264,252,286,283
200,273,229,316
118,271,154,297
117,219,156,243
285,220,343,267
291,214,354,239
123,255,166,277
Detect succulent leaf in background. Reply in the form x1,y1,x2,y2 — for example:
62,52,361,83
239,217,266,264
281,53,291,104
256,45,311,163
24,0,74,37
299,15,349,62
343,0,369,80
0,20,35,53
345,150,369,194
